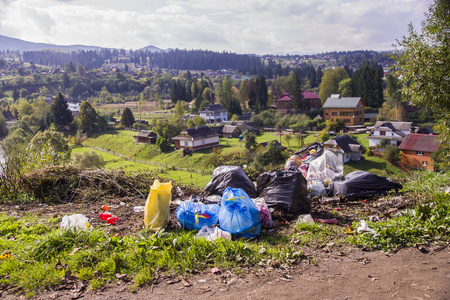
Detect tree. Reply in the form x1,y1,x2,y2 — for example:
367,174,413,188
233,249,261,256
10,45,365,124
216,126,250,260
318,68,349,104
237,81,249,109
187,115,207,128
255,75,268,110
283,134,293,147
286,72,303,113
29,130,70,158
0,112,7,136
175,101,184,118
77,63,86,77
243,130,257,150
78,101,98,133
121,107,135,128
51,93,73,129
393,0,450,167
156,137,171,152
338,78,353,97
351,61,384,108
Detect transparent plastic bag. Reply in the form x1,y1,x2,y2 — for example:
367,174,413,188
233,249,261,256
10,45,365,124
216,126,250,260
144,180,173,231
253,197,273,229
60,214,91,230
195,225,231,241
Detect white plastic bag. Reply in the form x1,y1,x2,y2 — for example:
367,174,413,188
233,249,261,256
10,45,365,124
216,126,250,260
60,214,91,230
297,214,314,224
195,225,231,241
356,220,376,234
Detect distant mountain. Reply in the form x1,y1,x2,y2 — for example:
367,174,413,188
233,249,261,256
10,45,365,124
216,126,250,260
0,35,101,52
139,45,162,53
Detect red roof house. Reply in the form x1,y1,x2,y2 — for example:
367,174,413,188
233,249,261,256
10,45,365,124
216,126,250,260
398,133,440,170
302,91,321,110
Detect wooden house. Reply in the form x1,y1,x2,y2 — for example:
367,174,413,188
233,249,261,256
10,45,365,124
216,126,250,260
133,131,158,144
322,94,365,125
398,133,440,170
172,126,220,150
222,125,242,138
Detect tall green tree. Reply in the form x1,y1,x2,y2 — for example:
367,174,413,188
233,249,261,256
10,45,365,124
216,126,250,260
318,68,349,104
78,101,98,133
51,93,73,129
255,75,268,110
287,72,303,113
393,0,450,167
121,107,135,128
351,61,384,108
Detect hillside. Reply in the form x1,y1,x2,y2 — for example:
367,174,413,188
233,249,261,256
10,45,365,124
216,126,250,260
0,35,100,52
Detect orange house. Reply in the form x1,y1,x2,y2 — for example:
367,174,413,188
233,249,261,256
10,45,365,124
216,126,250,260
398,133,440,170
322,94,365,126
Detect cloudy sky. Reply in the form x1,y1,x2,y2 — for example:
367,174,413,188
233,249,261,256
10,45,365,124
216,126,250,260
0,0,430,54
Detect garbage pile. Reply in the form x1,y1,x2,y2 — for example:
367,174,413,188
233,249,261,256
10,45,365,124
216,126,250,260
60,143,403,240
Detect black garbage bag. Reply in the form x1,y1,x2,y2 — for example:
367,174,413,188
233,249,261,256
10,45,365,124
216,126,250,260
256,168,310,213
328,171,403,201
293,142,324,164
200,166,258,198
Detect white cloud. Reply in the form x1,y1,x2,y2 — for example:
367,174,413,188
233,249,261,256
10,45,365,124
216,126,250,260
0,0,429,54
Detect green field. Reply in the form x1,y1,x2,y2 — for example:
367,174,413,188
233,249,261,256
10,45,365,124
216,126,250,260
71,146,212,189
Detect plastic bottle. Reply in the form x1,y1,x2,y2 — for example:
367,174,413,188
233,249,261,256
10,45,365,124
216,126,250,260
99,213,112,221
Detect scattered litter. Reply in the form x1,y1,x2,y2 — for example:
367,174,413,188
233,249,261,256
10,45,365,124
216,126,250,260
226,277,237,286
211,267,220,274
357,220,377,234
297,214,314,224
253,197,274,229
133,206,144,213
198,279,207,283
316,218,338,224
175,202,220,231
106,216,119,225
200,166,258,199
60,214,91,230
68,247,80,256
219,187,261,237
99,213,112,221
101,205,110,211
195,225,231,241
144,180,172,231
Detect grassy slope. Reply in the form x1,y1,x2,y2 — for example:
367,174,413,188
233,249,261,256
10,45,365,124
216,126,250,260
80,130,402,181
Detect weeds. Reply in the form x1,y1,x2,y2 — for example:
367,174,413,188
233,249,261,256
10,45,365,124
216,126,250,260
349,171,450,251
0,214,307,296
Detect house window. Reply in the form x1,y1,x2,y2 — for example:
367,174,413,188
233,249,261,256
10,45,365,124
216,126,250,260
202,140,205,145
344,119,350,123
380,131,385,136
184,141,188,146
417,151,424,156
325,112,328,116
422,161,427,167
332,112,337,116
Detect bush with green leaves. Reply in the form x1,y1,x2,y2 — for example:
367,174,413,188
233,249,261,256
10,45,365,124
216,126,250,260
71,150,105,169
383,144,401,162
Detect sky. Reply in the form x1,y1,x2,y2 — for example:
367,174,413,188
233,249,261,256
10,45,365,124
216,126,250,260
0,0,430,55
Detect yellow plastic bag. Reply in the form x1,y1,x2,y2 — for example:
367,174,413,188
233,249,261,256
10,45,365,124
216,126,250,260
144,180,173,231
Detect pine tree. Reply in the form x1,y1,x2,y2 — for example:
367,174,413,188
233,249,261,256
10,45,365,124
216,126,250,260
121,107,135,128
51,93,73,129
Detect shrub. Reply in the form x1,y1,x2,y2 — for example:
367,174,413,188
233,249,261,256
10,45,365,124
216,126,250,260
72,151,105,169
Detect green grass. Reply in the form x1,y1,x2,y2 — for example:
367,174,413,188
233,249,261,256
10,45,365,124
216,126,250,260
348,171,450,251
344,154,407,178
71,146,211,188
0,214,306,296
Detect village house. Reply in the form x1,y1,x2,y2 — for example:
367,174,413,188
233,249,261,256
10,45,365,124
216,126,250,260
198,104,228,123
133,131,158,144
221,125,242,138
302,91,321,110
276,91,321,113
324,134,365,164
398,133,440,171
275,92,292,114
222,120,260,135
172,126,220,150
366,121,413,147
322,94,365,126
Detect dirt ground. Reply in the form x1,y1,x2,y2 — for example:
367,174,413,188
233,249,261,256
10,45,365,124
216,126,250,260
1,195,449,299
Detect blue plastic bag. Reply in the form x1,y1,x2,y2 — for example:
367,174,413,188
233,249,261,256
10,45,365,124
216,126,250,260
175,202,220,231
219,187,262,238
